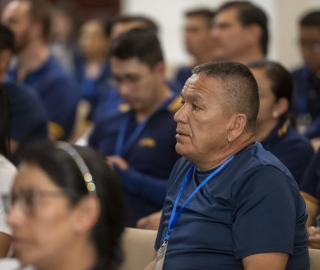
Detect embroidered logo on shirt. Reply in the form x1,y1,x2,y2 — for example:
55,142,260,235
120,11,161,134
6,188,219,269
139,138,156,148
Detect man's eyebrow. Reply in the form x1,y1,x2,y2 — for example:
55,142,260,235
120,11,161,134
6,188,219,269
181,93,204,103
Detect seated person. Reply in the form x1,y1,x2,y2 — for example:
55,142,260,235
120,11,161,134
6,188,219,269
89,29,181,227
0,141,125,269
0,84,16,257
145,62,309,270
248,60,314,185
300,149,320,249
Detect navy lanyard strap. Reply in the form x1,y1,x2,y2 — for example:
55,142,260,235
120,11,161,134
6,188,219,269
164,155,235,242
114,114,148,156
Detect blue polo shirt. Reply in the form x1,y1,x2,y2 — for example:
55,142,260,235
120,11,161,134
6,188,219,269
89,94,181,227
300,150,320,221
291,67,320,138
155,143,309,270
175,66,193,86
261,119,314,186
7,55,80,140
4,82,48,145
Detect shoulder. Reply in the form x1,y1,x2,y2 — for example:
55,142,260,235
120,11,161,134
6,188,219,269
283,126,314,153
0,155,17,192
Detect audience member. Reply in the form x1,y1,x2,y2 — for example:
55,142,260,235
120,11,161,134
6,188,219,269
0,23,48,157
0,84,16,257
248,60,314,185
2,0,80,141
300,150,320,249
89,29,181,227
175,9,216,86
292,11,320,140
50,0,80,73
211,1,268,64
145,62,309,270
75,19,112,113
0,141,125,270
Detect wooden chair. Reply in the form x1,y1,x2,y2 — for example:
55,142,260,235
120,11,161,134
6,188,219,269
309,248,320,270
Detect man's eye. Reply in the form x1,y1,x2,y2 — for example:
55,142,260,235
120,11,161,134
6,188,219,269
192,104,200,110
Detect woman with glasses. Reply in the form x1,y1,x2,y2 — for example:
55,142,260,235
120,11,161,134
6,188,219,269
0,84,16,257
248,60,314,186
0,141,125,270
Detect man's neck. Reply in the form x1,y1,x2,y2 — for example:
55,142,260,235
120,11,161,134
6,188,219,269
194,134,256,171
135,84,172,123
256,119,279,142
194,50,215,66
16,41,49,82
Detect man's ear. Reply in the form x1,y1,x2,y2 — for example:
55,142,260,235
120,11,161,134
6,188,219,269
152,61,166,81
245,23,262,46
72,196,100,234
273,98,289,119
227,113,247,142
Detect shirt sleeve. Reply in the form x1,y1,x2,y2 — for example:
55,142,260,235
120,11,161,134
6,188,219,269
232,165,306,259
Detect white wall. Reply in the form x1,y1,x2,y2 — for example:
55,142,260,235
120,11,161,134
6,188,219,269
121,0,320,74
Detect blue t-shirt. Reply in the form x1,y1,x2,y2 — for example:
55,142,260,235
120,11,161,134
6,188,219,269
89,95,181,226
300,150,320,220
261,119,314,186
7,55,80,140
156,143,309,270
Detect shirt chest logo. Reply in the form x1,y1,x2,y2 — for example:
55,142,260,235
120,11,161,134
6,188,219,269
139,138,156,148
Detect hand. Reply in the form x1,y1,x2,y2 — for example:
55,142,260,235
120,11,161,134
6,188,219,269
137,210,162,230
308,226,320,249
106,156,129,171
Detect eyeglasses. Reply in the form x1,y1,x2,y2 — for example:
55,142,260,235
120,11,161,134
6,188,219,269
1,188,66,215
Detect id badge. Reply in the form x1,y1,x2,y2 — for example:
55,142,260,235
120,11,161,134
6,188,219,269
155,240,168,270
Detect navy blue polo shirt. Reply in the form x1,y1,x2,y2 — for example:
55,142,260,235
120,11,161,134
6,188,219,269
89,94,181,226
300,150,320,221
5,82,48,145
261,119,314,186
7,55,80,140
291,67,320,138
155,143,309,270
175,66,193,87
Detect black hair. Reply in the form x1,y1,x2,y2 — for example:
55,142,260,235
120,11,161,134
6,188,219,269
17,0,52,42
192,61,260,133
185,9,216,28
248,60,293,120
20,142,125,270
109,28,164,68
0,23,15,52
0,84,10,159
217,1,269,56
111,15,159,34
300,11,320,27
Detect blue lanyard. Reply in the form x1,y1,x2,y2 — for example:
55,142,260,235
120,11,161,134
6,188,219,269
114,94,173,156
298,68,311,114
114,114,148,156
164,155,234,242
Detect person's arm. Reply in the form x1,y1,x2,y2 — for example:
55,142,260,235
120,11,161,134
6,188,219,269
137,210,162,230
0,232,11,258
300,191,318,226
242,253,288,270
144,250,157,270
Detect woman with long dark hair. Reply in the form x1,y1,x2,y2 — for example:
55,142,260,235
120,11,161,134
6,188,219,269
0,141,125,270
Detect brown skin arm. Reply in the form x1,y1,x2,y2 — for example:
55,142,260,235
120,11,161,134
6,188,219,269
144,250,157,270
242,252,288,270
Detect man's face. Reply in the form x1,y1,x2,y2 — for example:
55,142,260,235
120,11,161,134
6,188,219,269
2,1,32,52
299,26,320,71
184,16,212,57
110,57,162,113
174,74,231,163
211,8,250,61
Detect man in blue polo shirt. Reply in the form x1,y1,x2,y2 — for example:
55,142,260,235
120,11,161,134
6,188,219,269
145,62,309,270
2,0,80,141
89,29,181,227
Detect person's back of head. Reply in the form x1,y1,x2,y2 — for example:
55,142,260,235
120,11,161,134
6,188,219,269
298,10,320,71
0,84,10,159
110,15,158,41
109,28,164,69
192,61,260,133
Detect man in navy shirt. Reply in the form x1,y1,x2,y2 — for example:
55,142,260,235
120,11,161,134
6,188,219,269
0,23,48,158
145,62,309,270
2,0,80,141
89,29,181,227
